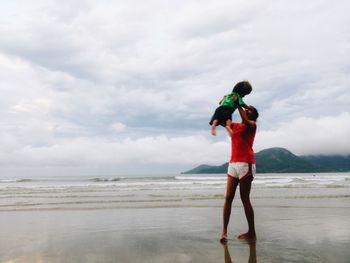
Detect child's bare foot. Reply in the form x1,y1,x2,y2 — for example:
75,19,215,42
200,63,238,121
238,232,256,241
220,233,228,243
211,126,217,136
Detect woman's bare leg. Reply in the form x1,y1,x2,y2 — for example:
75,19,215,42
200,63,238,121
238,174,256,240
220,175,239,242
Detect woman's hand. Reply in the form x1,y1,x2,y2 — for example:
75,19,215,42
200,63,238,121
238,106,256,128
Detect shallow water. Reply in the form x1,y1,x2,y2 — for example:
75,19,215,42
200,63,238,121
0,173,349,262
1,173,349,211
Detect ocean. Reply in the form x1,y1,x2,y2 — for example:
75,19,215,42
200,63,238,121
1,172,350,262
1,172,349,211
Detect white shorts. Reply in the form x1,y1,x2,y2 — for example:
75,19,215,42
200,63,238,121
227,162,256,181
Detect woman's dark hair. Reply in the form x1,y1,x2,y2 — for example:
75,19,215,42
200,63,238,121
249,106,259,121
232,81,252,96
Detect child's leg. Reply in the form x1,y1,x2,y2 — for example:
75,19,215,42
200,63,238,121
211,120,218,136
225,120,232,136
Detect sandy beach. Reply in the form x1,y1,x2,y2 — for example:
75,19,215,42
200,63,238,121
0,173,349,262
1,202,350,262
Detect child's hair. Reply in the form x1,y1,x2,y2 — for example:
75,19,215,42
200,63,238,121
250,106,259,121
232,81,252,96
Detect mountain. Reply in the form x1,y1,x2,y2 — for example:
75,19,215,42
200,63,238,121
301,155,350,172
255,147,316,173
182,147,350,174
184,164,228,174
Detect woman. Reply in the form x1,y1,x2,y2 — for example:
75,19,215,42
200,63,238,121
220,101,259,243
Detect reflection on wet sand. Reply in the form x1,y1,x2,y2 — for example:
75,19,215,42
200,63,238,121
223,241,257,263
3,255,46,263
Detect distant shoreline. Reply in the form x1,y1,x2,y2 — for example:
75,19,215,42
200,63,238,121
183,147,350,174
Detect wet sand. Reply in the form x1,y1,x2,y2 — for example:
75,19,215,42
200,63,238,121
1,202,349,263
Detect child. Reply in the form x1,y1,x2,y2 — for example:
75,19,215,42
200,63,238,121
209,81,252,136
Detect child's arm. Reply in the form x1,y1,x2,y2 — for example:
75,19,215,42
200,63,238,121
219,95,226,104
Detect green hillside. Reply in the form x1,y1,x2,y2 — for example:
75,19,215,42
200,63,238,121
255,147,316,173
182,148,350,174
301,155,350,172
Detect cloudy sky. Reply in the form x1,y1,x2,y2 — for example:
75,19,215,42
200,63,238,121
0,0,349,176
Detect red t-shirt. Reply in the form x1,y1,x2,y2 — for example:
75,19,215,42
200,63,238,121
230,122,256,164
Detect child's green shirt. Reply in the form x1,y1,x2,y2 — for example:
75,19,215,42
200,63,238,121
220,92,245,108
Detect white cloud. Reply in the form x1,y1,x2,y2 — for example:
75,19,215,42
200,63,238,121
2,112,349,172
0,0,349,174
12,98,52,113
0,135,230,168
255,112,350,155
112,122,126,132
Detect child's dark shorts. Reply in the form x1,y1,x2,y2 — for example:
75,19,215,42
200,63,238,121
209,105,234,127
